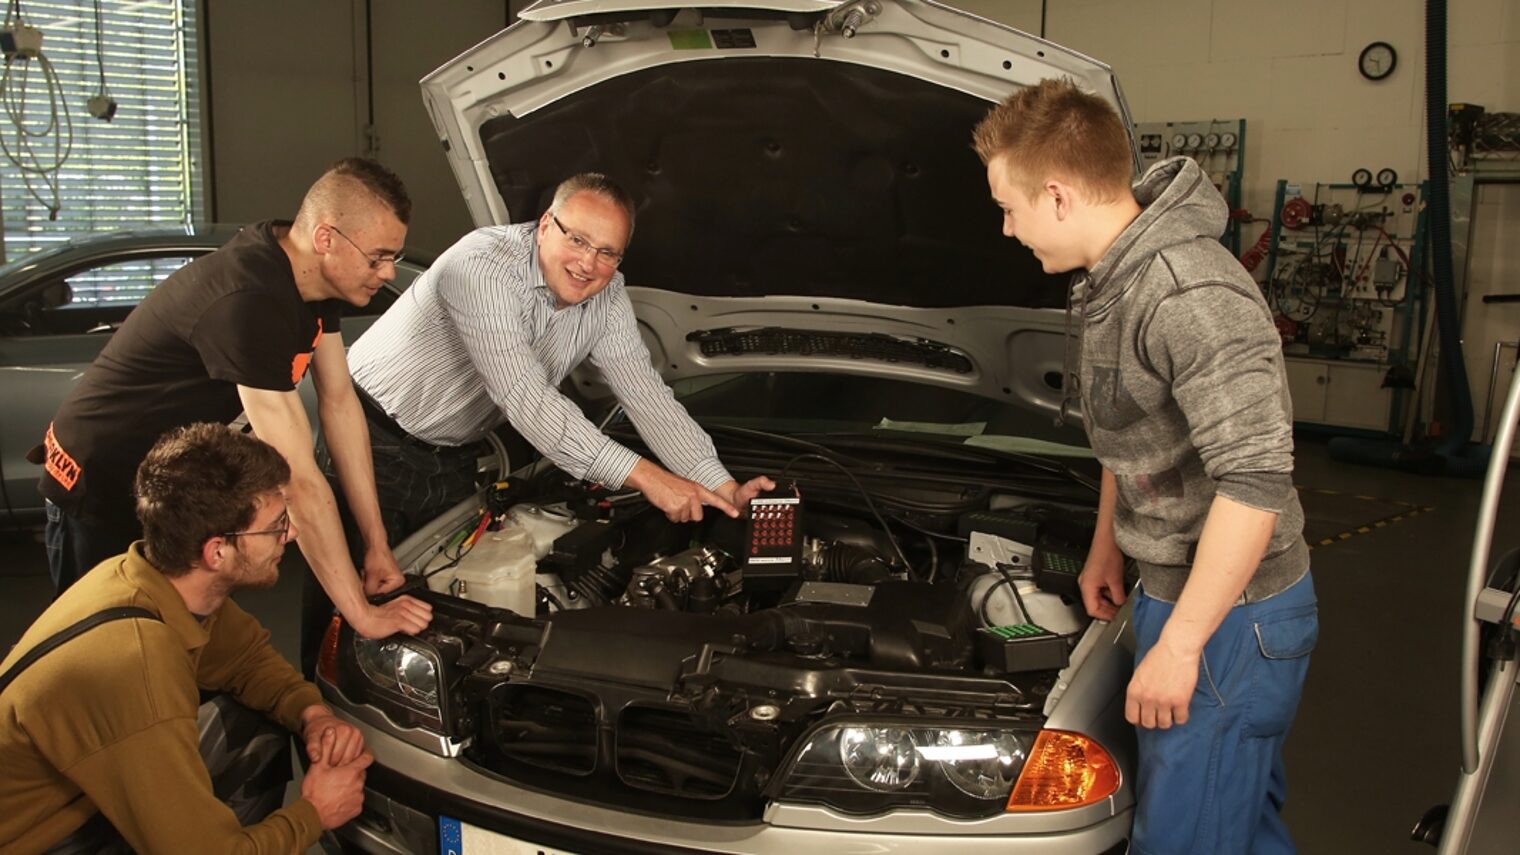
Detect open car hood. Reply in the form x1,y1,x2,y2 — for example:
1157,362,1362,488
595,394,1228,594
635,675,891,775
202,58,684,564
421,0,1134,413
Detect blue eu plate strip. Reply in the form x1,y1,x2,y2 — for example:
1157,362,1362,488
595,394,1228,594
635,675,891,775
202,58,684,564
439,816,463,855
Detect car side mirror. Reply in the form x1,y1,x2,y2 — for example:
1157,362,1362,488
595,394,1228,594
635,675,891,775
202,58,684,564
38,280,72,309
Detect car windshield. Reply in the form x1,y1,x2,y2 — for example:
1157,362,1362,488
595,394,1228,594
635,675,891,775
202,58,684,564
670,372,1093,459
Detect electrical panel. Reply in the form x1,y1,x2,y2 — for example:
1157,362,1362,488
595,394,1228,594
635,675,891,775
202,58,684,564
1135,119,1245,252
1264,179,1426,366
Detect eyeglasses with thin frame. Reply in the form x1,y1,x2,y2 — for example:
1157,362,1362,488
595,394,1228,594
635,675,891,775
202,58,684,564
550,214,625,268
330,225,405,269
221,510,291,544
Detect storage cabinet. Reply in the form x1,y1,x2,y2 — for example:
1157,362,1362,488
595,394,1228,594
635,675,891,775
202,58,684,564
1284,357,1394,432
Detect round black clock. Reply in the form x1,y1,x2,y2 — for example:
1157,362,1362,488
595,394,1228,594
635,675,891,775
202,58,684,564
1359,42,1397,81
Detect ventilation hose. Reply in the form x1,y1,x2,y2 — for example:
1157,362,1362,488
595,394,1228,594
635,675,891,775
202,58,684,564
1424,0,1475,451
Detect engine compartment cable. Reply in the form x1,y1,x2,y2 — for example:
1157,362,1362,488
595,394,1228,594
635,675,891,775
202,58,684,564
778,451,912,573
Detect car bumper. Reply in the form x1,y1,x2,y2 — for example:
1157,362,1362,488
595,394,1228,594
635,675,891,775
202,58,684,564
332,711,1133,855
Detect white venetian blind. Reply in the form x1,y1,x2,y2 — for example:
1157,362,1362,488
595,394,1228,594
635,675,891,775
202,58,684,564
0,0,202,276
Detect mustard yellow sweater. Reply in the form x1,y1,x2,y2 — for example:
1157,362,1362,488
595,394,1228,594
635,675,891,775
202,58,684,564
0,543,323,854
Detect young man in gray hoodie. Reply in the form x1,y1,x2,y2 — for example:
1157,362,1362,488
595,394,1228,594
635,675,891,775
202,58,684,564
973,79,1317,854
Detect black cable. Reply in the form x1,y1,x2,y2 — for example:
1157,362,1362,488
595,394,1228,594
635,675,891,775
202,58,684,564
778,452,911,571
91,0,107,92
997,562,1033,626
420,511,487,580
978,577,1011,627
886,512,969,543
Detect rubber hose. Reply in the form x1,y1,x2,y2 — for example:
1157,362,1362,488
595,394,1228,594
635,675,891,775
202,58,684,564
1425,0,1475,451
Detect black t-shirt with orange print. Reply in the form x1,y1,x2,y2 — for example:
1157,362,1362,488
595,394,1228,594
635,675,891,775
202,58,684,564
40,220,342,523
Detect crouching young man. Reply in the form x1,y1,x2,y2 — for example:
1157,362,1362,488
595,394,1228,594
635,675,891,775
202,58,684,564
972,79,1317,854
0,424,370,854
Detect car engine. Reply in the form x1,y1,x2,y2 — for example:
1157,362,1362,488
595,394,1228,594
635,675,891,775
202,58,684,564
329,450,1105,821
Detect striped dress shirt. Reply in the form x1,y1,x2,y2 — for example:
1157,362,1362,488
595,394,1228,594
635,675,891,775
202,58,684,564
348,223,732,491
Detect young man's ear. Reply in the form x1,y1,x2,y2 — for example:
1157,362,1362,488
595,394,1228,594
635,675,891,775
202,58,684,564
1047,180,1076,221
200,536,230,571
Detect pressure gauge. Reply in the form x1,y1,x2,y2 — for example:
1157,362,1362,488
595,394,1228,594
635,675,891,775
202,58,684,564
1203,132,1220,149
1351,168,1373,189
1376,167,1399,189
1170,133,1187,150
1219,132,1237,149
1186,133,1203,149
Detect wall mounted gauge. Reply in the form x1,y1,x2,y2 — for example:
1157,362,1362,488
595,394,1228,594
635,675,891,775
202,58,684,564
1185,133,1203,149
1376,167,1399,189
1220,132,1237,148
1359,41,1397,81
1203,132,1220,149
1170,132,1188,150
1352,168,1373,189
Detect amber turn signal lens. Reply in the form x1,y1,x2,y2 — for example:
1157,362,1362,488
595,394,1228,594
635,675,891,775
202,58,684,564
1005,729,1120,812
316,615,343,684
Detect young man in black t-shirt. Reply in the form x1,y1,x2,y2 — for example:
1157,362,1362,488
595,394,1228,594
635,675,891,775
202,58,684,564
39,158,432,640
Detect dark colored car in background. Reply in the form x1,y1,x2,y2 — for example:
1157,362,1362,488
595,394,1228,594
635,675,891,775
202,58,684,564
0,225,430,528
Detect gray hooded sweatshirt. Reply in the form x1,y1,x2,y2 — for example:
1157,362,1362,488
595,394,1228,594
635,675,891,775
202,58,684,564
1068,156,1308,603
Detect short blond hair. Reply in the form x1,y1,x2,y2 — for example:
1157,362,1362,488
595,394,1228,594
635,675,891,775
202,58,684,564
972,78,1134,203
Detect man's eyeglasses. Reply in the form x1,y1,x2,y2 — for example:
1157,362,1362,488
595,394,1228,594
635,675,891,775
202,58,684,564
330,225,405,269
222,510,291,544
551,214,624,268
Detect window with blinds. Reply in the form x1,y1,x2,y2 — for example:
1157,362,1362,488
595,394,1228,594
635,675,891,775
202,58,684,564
0,0,202,309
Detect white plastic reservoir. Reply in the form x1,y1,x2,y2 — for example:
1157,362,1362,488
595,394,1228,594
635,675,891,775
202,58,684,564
425,504,580,617
968,571,1085,636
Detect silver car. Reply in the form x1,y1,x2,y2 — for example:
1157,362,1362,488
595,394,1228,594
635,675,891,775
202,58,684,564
315,1,1139,852
0,226,430,528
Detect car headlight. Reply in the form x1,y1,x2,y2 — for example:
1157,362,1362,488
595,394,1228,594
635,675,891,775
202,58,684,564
352,636,445,722
838,727,921,791
929,729,1027,799
777,723,1117,818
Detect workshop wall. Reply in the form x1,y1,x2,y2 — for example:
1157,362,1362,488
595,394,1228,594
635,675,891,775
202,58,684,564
204,0,511,255
964,0,1520,443
203,0,1518,441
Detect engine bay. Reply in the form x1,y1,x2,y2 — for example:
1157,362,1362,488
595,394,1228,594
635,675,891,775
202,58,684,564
331,440,1105,820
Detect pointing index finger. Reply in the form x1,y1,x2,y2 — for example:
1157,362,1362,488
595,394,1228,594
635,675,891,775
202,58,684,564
700,488,739,518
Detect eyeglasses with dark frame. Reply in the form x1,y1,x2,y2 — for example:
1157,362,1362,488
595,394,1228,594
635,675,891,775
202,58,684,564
329,225,405,269
221,510,291,544
550,214,625,268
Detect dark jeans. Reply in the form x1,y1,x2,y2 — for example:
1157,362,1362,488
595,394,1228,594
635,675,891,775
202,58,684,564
44,500,141,597
301,405,488,674
41,694,291,854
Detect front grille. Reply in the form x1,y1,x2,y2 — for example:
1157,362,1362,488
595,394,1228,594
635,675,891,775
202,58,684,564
485,684,598,775
468,684,768,821
615,706,744,799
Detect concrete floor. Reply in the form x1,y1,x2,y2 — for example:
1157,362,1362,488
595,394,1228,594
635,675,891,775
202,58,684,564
2,432,1517,855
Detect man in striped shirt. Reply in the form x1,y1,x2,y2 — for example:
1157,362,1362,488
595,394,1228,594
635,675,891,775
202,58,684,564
340,173,772,544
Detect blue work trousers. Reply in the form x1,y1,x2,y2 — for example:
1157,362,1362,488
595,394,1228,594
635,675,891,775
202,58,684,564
1131,570,1318,855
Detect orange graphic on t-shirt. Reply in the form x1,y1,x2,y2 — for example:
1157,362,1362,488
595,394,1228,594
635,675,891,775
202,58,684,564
289,319,324,385
44,423,81,491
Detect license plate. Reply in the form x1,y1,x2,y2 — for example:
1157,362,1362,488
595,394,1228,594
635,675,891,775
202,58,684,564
439,816,581,855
